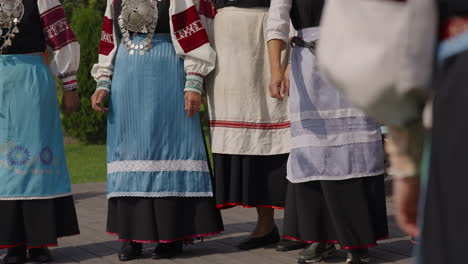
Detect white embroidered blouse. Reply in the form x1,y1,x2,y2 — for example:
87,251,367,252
40,0,80,91
91,0,217,94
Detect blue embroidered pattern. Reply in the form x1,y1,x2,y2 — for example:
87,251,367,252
7,145,31,166
40,147,54,166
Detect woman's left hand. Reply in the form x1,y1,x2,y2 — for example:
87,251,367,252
185,91,202,118
62,90,80,115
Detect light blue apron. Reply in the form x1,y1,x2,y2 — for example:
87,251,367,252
107,35,213,198
0,55,71,199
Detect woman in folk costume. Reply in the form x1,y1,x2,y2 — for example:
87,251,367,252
91,0,223,261
410,1,468,263
267,0,388,263
207,0,302,251
0,0,80,263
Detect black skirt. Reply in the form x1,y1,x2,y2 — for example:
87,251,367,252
418,50,468,264
0,196,80,248
213,154,289,209
107,197,224,243
283,175,388,249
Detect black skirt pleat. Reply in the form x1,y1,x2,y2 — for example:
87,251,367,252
418,50,468,264
213,153,289,209
0,196,80,248
283,175,388,249
107,197,224,243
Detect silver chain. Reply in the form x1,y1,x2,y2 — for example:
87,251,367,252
0,0,24,54
118,0,160,55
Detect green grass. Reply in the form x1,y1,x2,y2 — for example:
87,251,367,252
65,144,107,184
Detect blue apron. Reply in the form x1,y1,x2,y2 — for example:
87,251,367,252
0,55,71,199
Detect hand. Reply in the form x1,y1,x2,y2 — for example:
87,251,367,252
269,69,284,100
185,91,202,118
91,89,109,112
281,64,291,98
62,90,80,115
393,177,420,237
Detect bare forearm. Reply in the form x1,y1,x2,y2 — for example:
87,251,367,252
268,39,285,74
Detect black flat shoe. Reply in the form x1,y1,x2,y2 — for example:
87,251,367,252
28,247,53,263
118,242,142,262
298,243,336,263
151,241,183,259
3,245,27,264
237,227,280,251
276,239,307,252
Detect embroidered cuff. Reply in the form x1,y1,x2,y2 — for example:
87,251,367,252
96,79,111,92
96,74,112,91
184,73,204,94
62,75,78,91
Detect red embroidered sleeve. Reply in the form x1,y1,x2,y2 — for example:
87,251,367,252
99,16,115,56
198,0,217,19
172,6,210,53
40,5,77,51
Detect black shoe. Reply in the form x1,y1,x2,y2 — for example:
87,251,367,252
276,239,307,252
118,242,142,261
297,243,336,263
151,241,183,259
237,227,281,251
29,247,53,263
3,245,27,264
346,248,370,264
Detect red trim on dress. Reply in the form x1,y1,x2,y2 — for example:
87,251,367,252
107,230,223,244
442,17,468,40
27,243,58,249
187,72,205,78
216,202,285,210
282,235,389,249
210,120,291,130
63,80,77,86
0,243,58,249
0,243,26,249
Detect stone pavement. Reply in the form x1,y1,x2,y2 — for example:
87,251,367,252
1,183,414,264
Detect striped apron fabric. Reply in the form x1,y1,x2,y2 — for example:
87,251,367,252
0,54,72,199
107,34,213,198
288,27,385,183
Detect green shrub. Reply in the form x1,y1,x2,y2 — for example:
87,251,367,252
61,1,107,144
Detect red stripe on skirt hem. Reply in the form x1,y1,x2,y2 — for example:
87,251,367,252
216,202,284,210
0,243,58,249
107,230,223,243
282,235,389,249
0,233,79,249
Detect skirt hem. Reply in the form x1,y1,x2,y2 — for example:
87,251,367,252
107,230,224,243
216,202,284,210
282,235,389,249
0,233,80,249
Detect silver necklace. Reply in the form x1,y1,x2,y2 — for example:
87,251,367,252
118,0,160,55
0,0,24,54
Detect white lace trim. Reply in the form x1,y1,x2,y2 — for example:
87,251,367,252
107,192,213,198
0,192,72,200
107,160,210,174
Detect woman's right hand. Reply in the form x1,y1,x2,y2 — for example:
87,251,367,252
269,69,285,101
91,89,109,112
